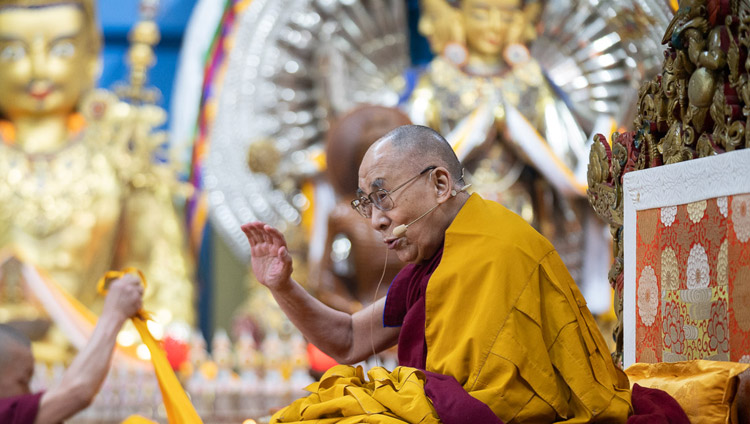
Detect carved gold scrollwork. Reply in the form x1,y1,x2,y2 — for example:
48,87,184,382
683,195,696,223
587,0,750,361
728,119,746,149
586,131,642,362
697,133,719,156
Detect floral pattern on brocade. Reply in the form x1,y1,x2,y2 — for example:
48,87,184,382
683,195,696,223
635,195,750,363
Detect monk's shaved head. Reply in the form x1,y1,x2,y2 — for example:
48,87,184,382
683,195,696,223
0,323,31,365
377,125,465,186
0,323,34,396
357,124,471,264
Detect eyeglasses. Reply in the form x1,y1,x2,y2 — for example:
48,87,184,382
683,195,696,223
351,166,436,218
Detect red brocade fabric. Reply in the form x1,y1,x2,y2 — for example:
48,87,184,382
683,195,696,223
634,195,750,363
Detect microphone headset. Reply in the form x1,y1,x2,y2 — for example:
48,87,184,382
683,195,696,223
392,205,438,238
391,184,471,238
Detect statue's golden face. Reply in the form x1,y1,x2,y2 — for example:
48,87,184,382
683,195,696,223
461,0,522,59
0,4,94,120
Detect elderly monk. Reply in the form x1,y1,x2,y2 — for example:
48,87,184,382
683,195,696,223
0,275,143,424
242,125,686,423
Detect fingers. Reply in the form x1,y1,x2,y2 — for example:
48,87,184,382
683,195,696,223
241,222,289,253
277,246,291,262
109,273,142,293
261,227,273,246
103,273,145,320
242,222,271,247
241,222,263,246
263,225,287,247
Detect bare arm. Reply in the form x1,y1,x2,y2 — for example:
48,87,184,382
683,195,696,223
350,297,401,363
243,222,400,364
35,275,143,424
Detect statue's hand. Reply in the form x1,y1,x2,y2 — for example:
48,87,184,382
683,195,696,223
241,222,293,290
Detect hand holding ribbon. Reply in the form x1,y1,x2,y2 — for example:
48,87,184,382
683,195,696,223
97,268,203,424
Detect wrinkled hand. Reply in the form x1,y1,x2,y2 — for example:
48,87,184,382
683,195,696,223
241,222,293,291
103,274,144,323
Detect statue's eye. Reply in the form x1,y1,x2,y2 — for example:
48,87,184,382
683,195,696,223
471,10,489,20
0,44,26,62
50,40,75,58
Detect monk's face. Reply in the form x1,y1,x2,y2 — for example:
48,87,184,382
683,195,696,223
0,342,34,397
0,3,95,120
357,142,445,263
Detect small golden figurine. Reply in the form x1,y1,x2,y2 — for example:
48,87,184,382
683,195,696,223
0,0,194,362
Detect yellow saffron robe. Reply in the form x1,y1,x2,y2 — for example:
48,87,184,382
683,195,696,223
425,194,631,422
273,194,631,423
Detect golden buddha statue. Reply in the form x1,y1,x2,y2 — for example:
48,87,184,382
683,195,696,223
409,0,599,294
0,0,194,361
417,0,463,57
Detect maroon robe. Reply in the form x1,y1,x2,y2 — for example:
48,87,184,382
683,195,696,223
384,246,502,423
0,392,43,424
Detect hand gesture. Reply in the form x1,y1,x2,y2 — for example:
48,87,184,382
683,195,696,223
103,273,144,323
241,222,293,290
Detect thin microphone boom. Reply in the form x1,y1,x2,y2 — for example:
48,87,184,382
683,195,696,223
392,184,471,238
392,203,440,237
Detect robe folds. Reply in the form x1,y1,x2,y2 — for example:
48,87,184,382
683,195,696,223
422,194,632,422
272,194,632,423
425,195,631,423
274,365,441,423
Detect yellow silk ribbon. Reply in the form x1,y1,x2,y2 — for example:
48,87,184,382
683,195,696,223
98,268,203,424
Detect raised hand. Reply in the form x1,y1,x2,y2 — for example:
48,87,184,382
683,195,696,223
103,273,144,323
241,222,293,290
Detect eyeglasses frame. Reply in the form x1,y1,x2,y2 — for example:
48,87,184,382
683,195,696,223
350,165,437,218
